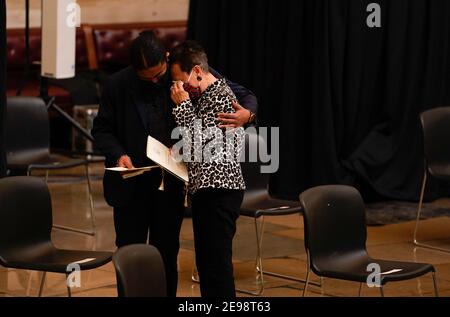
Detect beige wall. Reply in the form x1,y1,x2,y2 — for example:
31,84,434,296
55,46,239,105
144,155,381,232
6,0,189,29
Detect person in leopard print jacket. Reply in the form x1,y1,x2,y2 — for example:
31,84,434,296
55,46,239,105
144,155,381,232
173,77,246,194
169,41,246,298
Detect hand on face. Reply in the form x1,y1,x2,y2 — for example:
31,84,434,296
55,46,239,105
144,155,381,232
170,81,190,105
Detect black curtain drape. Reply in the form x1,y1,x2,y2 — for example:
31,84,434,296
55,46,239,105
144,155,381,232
188,0,450,202
0,0,6,178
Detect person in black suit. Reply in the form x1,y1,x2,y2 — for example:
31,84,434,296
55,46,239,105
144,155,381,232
91,31,258,297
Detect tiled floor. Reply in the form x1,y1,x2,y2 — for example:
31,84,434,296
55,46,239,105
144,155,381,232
1,163,450,297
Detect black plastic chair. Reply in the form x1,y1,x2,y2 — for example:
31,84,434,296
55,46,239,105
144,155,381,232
192,131,316,295
0,176,112,297
299,185,438,297
113,244,167,297
414,107,450,252
5,96,96,235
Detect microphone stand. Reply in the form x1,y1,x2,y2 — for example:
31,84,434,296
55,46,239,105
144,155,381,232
15,0,29,96
39,77,94,143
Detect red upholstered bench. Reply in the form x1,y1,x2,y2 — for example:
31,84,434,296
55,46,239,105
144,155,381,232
6,21,187,149
6,27,92,107
6,21,187,97
92,21,187,73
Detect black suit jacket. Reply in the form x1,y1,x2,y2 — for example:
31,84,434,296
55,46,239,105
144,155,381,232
92,66,258,207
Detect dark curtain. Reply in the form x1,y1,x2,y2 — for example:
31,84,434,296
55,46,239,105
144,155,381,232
188,0,450,202
0,0,6,178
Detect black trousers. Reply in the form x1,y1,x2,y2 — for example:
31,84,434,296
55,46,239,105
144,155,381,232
191,188,244,297
113,181,185,297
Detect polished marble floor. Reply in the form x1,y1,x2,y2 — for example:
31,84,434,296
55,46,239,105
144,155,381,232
1,163,450,297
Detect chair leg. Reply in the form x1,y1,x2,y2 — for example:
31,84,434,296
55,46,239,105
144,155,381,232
85,163,96,234
432,272,439,297
236,216,265,296
256,213,322,288
25,272,32,297
380,285,385,297
414,171,450,253
358,283,363,297
302,270,310,297
236,214,321,296
261,268,321,286
320,277,325,296
65,273,72,297
302,251,311,297
191,257,199,283
52,164,96,236
255,216,265,286
38,272,46,297
413,170,427,246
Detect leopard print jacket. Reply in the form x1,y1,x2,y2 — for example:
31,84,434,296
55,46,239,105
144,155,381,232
172,78,246,194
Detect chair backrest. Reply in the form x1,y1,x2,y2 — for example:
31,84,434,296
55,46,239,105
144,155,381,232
0,177,53,256
420,107,450,174
113,244,167,297
299,185,367,260
7,27,90,74
240,131,271,192
5,97,50,161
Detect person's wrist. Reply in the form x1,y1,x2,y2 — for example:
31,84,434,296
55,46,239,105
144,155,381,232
246,110,251,124
247,111,256,124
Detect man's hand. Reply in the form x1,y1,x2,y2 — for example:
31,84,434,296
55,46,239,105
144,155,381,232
218,101,251,129
171,81,190,105
117,155,134,169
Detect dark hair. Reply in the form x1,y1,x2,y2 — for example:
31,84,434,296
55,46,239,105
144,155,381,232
169,41,209,74
129,30,166,70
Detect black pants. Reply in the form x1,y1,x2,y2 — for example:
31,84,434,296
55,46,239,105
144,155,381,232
191,188,244,297
113,184,185,297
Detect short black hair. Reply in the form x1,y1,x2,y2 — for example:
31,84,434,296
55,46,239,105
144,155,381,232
169,41,209,73
129,30,166,70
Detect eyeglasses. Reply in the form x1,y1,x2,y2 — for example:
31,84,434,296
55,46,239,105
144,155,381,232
137,63,168,82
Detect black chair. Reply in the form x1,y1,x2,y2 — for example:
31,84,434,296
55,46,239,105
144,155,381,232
0,176,112,297
192,131,317,295
113,244,167,297
299,185,438,297
5,96,96,235
414,107,450,252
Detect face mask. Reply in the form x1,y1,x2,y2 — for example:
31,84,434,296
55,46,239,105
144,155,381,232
145,71,169,89
183,70,202,100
